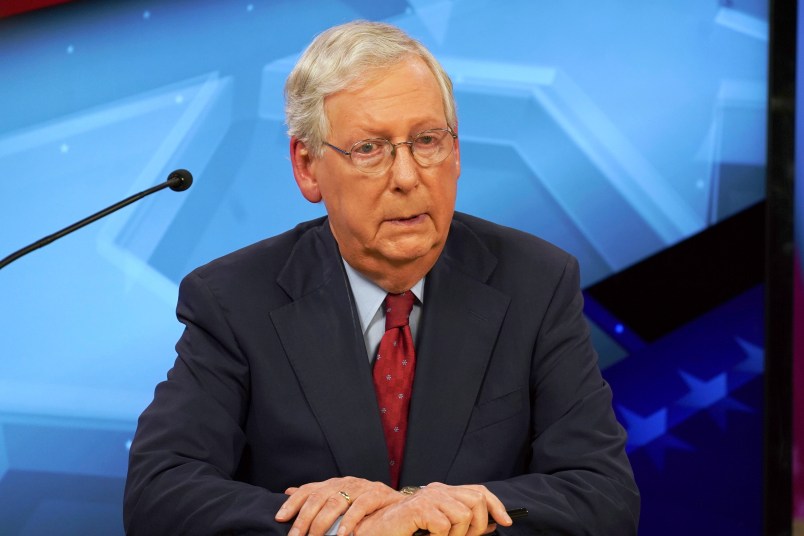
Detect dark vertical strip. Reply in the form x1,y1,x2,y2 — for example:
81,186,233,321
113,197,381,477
765,0,795,533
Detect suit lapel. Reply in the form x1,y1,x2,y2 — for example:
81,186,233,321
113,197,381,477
270,222,391,483
402,219,510,486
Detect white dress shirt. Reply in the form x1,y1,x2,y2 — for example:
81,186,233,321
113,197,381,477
341,259,425,359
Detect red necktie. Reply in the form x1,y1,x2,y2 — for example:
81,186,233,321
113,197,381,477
372,291,416,489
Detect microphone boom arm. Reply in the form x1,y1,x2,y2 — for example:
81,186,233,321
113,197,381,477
0,169,193,270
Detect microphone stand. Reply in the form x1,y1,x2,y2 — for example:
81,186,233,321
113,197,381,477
0,169,193,270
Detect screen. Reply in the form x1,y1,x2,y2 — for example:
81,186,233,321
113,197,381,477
0,1,768,533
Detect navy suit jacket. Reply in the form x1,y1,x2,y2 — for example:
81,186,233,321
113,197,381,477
124,213,639,535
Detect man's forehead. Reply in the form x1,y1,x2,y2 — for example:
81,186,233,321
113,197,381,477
323,58,446,135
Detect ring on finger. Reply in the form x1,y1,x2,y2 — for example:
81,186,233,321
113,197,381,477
338,490,352,506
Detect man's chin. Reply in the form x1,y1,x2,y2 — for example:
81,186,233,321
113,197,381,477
376,238,442,266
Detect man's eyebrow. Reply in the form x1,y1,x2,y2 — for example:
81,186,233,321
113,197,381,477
348,123,448,141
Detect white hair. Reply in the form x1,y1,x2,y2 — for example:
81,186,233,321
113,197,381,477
284,20,457,157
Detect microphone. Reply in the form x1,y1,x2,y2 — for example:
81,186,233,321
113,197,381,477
0,169,194,270
167,168,193,191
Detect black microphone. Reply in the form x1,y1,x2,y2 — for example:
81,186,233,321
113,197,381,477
167,168,193,191
0,169,194,270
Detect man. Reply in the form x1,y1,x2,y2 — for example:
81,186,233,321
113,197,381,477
124,21,639,535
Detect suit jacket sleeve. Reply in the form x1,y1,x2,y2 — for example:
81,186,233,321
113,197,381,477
483,255,639,535
124,270,290,535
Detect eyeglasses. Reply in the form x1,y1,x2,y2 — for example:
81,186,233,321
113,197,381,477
323,127,458,174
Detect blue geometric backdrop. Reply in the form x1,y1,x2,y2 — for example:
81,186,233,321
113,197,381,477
0,1,768,533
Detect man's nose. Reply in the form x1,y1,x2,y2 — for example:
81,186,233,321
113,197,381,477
388,142,420,191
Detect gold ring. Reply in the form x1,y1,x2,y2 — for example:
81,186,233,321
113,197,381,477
338,490,352,505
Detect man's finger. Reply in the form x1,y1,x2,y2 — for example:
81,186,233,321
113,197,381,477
464,485,511,527
338,492,387,536
415,483,507,536
276,477,398,532
287,490,327,535
308,491,353,535
418,491,472,536
482,523,498,535
275,486,312,521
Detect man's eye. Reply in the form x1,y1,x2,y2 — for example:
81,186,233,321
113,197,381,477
355,142,379,154
416,135,436,145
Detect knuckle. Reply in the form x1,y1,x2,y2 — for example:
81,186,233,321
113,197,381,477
457,508,473,524
356,491,375,503
295,510,312,523
343,508,366,526
420,484,437,495
306,491,326,506
432,518,452,533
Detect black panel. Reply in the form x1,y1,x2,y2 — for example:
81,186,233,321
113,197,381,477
586,202,765,342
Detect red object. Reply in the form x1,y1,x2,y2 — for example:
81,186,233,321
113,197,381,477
794,252,804,520
0,0,75,19
372,291,417,489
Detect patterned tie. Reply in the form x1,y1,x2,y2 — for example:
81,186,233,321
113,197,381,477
372,291,416,489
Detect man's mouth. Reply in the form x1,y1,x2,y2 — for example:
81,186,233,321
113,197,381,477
389,213,426,224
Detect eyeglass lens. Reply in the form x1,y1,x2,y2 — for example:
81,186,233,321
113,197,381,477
350,129,454,173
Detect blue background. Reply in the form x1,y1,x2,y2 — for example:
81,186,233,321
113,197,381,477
0,1,768,533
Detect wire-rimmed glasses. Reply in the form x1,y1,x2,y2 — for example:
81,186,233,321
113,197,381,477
323,127,457,174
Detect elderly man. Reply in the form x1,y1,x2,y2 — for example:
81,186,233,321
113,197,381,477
124,21,639,536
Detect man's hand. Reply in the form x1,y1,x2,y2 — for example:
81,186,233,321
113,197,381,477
274,476,401,536
345,483,513,536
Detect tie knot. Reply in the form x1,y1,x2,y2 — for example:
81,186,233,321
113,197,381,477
384,291,414,330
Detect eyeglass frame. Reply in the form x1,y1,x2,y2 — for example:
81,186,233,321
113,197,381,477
322,127,458,174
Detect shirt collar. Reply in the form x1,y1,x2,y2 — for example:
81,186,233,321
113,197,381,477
341,259,425,335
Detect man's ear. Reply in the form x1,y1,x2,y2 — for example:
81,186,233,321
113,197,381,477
290,137,322,203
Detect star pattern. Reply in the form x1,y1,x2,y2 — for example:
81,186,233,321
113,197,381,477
617,405,693,468
615,335,765,468
734,338,764,374
674,369,754,429
677,371,728,408
617,406,670,449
